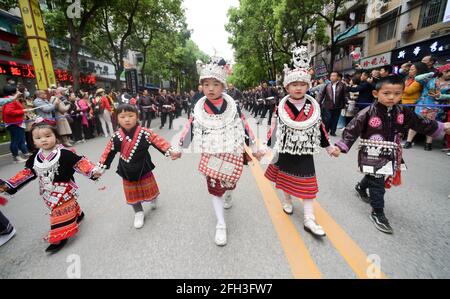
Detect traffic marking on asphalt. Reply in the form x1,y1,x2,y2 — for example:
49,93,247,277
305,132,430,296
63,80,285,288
245,147,322,279
313,202,388,279
246,142,388,279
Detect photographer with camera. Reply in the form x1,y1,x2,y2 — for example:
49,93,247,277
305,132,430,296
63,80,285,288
1,84,30,163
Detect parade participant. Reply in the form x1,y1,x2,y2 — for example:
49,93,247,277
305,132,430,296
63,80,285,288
139,89,153,129
258,81,277,126
256,46,340,237
97,104,181,229
158,89,175,130
179,57,257,246
0,210,15,247
334,75,450,234
0,119,102,253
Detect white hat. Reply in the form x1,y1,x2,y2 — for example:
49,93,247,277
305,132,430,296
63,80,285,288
283,46,312,87
96,88,105,94
199,57,229,86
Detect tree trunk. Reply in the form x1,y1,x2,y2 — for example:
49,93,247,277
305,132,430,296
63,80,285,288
70,35,81,91
115,67,123,90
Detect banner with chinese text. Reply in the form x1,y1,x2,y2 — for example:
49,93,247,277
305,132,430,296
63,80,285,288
18,0,56,89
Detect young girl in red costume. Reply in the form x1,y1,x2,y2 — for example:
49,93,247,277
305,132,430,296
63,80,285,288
97,104,181,229
256,47,340,237
0,118,102,253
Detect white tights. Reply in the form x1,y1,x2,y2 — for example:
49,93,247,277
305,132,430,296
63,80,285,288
284,192,315,220
212,195,225,226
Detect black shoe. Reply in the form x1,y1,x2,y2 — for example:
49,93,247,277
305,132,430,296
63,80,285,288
76,212,85,224
370,212,393,234
45,239,68,254
355,183,370,204
330,133,337,137
159,126,164,129
424,143,432,151
403,142,412,149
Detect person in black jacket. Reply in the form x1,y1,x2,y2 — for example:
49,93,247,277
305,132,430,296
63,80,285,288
347,70,374,107
319,72,350,136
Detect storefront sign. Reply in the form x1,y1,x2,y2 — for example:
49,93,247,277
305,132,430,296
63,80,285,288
0,61,36,79
391,34,450,64
444,0,450,23
0,60,96,85
55,69,96,85
360,52,391,69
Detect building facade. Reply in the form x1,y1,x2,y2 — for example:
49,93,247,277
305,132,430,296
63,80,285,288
310,0,449,77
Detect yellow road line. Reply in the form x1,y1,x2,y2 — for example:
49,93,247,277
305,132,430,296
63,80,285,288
246,138,388,279
313,202,388,279
245,147,322,279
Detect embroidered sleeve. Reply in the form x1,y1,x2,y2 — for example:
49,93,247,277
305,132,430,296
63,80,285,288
179,117,194,148
403,106,441,138
74,157,97,178
98,137,118,169
2,168,36,195
143,128,172,155
336,109,369,153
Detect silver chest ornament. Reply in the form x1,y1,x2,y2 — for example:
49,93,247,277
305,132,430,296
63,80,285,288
367,146,382,157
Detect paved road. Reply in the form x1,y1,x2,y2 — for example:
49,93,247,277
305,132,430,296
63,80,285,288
0,111,449,279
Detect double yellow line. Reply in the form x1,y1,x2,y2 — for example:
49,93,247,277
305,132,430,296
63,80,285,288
245,147,388,279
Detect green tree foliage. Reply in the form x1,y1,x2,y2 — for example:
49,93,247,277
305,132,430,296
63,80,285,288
226,0,322,89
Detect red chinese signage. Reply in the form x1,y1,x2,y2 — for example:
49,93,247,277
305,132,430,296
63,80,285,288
55,69,96,85
360,53,392,69
0,61,36,79
0,60,96,85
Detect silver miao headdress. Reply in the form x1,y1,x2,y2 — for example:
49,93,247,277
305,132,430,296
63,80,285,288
283,46,312,87
199,56,229,86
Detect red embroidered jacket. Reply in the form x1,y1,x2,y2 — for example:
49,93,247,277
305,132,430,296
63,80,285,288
98,126,172,181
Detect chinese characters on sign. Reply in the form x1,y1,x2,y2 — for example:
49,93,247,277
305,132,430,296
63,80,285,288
360,52,392,69
0,61,36,79
18,0,56,89
392,34,450,64
54,69,97,85
0,61,96,85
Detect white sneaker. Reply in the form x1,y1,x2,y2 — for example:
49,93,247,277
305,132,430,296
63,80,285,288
224,193,233,209
13,156,27,163
0,227,16,247
215,224,227,246
282,202,293,215
304,218,326,237
134,212,145,229
149,198,158,210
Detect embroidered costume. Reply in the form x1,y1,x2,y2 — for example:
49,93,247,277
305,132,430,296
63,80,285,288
263,46,335,200
0,145,97,244
335,101,444,187
179,92,255,197
265,94,332,199
98,126,173,205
